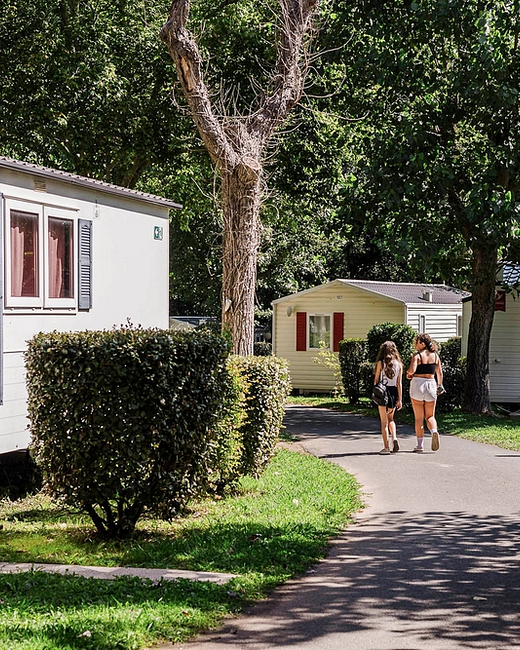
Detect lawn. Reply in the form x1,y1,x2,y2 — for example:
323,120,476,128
288,395,520,451
0,449,362,650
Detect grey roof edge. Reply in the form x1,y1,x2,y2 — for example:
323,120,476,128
272,279,470,306
0,157,182,210
339,279,470,302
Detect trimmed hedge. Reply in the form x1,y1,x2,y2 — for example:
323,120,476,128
253,341,273,356
230,355,291,477
25,327,232,538
366,322,417,365
204,361,246,495
437,337,466,411
338,339,368,404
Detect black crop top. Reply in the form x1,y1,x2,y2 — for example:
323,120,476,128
415,352,438,375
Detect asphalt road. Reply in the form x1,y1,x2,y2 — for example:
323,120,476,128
171,405,520,650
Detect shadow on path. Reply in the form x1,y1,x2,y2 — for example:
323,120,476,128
183,510,520,649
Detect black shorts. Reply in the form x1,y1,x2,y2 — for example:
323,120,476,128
386,386,399,410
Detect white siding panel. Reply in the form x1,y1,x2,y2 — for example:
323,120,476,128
274,284,404,391
488,297,520,402
406,304,462,342
0,352,30,453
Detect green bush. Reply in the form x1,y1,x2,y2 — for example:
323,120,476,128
25,327,232,538
253,341,272,356
439,336,462,368
230,356,291,477
338,339,368,403
360,360,376,399
204,361,246,495
366,322,417,366
437,337,466,411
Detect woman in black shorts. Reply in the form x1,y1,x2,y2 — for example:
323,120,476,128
374,341,403,455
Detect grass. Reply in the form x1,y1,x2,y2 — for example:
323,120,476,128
0,449,362,650
288,395,520,451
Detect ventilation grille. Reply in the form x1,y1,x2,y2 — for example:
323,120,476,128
34,179,47,192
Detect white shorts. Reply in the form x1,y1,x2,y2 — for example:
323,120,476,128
410,377,437,402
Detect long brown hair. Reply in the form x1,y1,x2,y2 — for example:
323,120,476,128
415,333,438,352
376,341,402,379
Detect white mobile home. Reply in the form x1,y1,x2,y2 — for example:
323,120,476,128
272,279,469,392
461,265,520,404
0,157,180,456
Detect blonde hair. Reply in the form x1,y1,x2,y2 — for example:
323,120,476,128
376,341,402,379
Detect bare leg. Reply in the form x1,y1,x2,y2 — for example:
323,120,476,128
411,398,426,438
378,405,390,450
387,408,397,440
424,400,438,433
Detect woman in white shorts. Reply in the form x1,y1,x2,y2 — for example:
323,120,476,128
406,333,444,452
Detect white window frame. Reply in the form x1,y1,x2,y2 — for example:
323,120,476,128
419,314,426,333
308,313,331,350
4,198,44,308
4,198,78,310
44,206,77,309
457,315,462,337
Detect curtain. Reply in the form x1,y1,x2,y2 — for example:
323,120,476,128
48,217,72,298
10,211,38,297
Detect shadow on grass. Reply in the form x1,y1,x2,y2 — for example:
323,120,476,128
0,520,339,577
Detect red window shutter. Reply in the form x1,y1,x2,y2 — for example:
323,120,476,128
333,312,344,352
296,312,307,351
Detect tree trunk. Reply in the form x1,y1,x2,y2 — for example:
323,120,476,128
221,164,262,356
160,0,321,354
462,240,498,414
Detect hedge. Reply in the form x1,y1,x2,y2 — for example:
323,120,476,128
229,355,291,477
366,322,417,365
437,337,466,411
25,327,232,538
338,339,367,403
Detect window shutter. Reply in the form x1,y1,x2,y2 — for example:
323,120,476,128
296,312,306,351
0,193,3,405
333,312,344,352
78,219,92,310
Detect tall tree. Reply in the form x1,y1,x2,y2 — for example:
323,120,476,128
159,0,321,354
0,0,179,187
336,0,520,414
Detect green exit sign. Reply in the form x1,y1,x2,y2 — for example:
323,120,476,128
154,226,164,241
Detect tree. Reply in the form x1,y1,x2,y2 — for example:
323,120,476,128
0,0,181,187
335,0,520,414
159,0,322,354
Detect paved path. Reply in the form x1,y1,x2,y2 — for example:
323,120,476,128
172,405,520,650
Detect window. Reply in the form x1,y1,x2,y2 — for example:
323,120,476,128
10,209,39,300
419,314,426,333
5,199,79,309
309,314,331,349
457,315,462,337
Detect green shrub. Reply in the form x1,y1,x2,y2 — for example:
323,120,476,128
253,341,272,356
437,338,466,411
338,339,367,403
25,327,232,538
359,360,376,399
313,341,344,396
439,336,462,368
204,361,246,495
230,356,291,477
366,322,417,366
